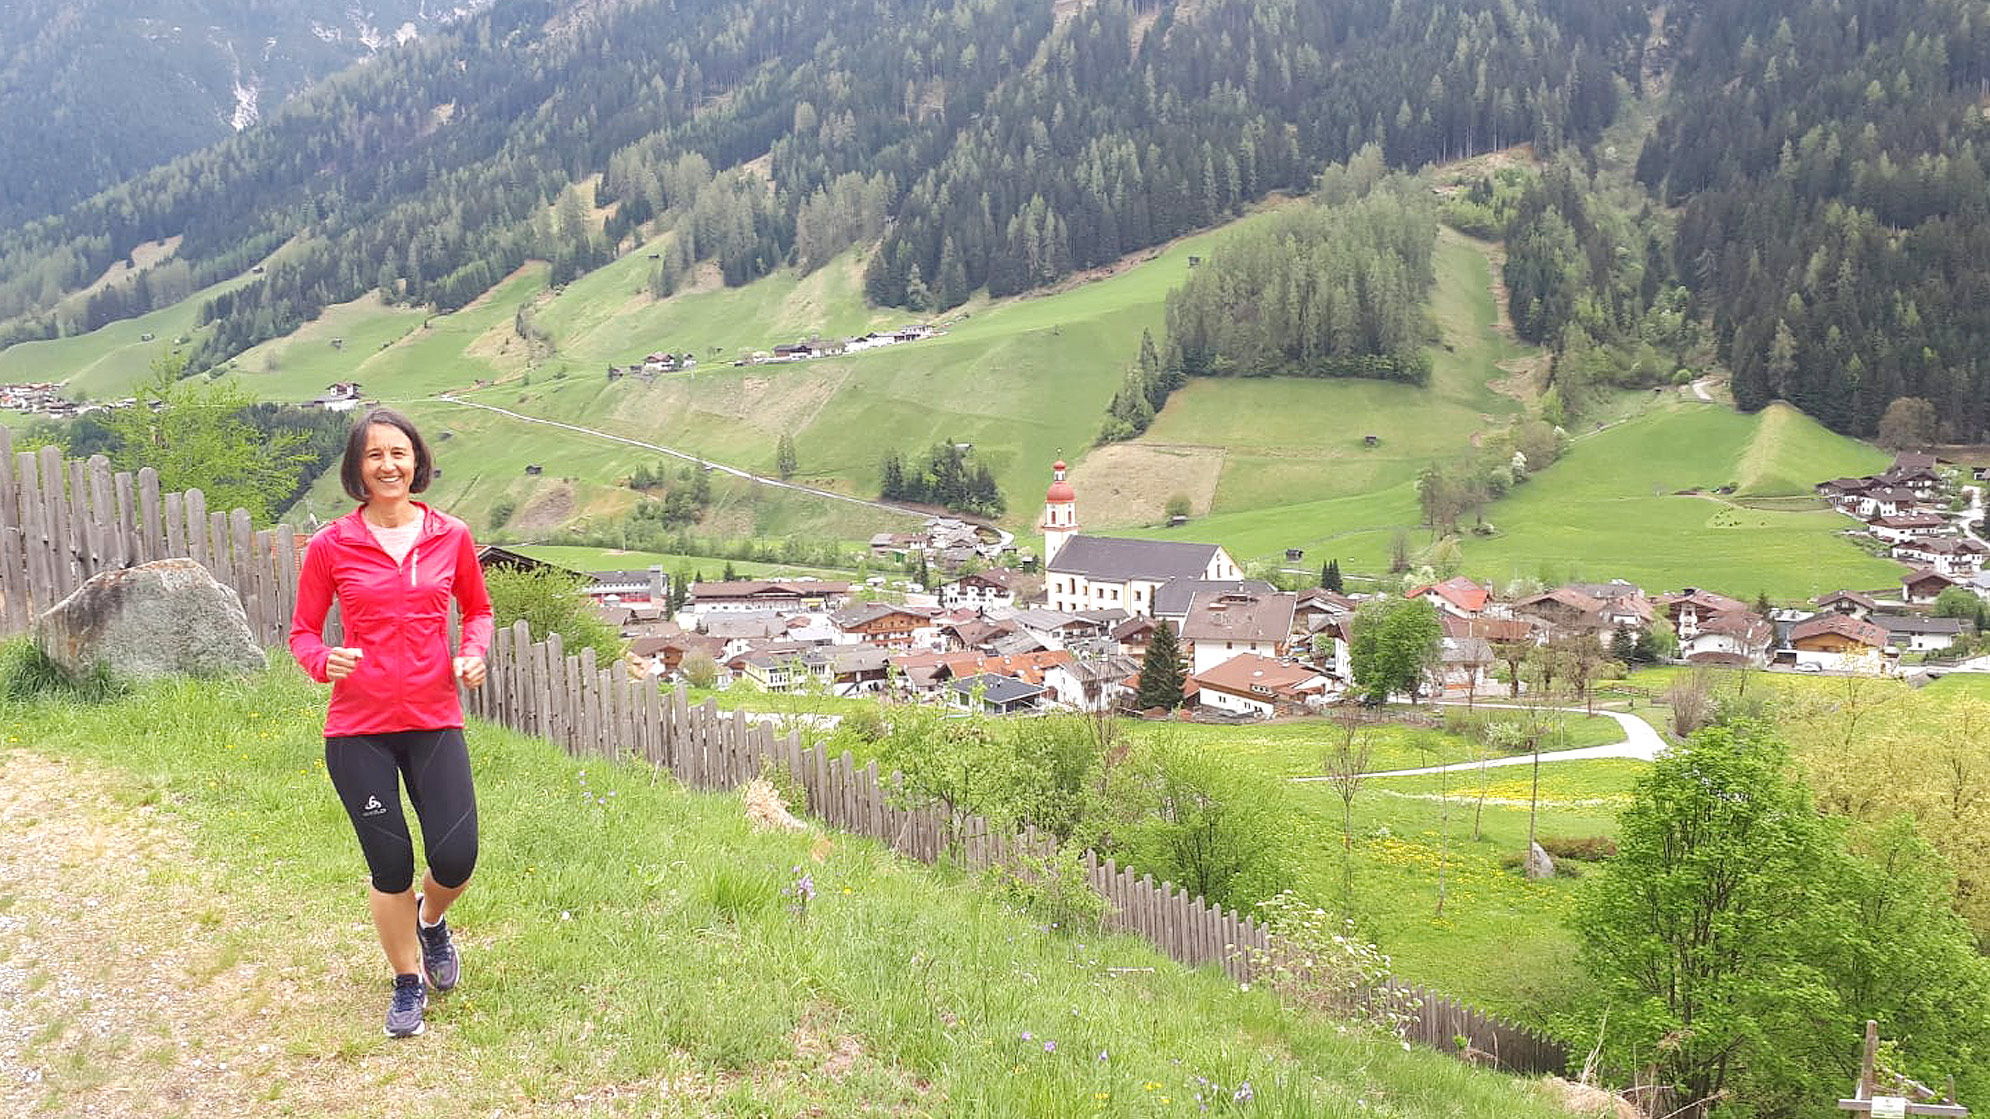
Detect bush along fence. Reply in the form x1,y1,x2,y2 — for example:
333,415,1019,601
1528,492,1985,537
8,440,1566,1076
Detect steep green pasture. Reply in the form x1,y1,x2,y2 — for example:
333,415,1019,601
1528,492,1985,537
512,543,859,581
0,269,258,398
535,241,887,365
481,221,1261,537
221,266,554,405
222,293,427,398
1130,234,1526,520
1460,402,1903,598
1732,401,1891,497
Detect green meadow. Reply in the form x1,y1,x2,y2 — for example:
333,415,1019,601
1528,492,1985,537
511,543,860,581
1458,401,1903,598
0,268,259,398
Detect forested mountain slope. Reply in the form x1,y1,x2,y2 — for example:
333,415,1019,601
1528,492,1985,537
0,0,481,229
1640,0,1990,440
0,0,1642,379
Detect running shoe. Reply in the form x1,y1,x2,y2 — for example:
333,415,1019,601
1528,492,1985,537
384,974,427,1038
415,894,461,992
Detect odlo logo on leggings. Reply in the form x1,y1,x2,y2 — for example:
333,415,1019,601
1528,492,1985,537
362,794,387,817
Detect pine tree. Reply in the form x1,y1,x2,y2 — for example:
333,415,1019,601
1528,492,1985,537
776,432,798,479
1322,559,1344,592
1610,624,1637,665
722,560,737,582
1135,622,1187,710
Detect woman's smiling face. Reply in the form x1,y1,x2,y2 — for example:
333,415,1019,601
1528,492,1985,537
362,422,417,501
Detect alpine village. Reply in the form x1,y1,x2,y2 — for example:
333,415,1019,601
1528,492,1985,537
6,0,1990,1115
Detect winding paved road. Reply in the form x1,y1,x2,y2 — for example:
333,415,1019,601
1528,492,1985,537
1289,703,1669,782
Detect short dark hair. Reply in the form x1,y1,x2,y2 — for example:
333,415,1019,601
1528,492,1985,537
340,408,433,501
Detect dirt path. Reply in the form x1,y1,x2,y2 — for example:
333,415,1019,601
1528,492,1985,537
0,750,680,1119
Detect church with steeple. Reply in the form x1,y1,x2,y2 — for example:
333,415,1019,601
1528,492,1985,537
1035,459,1242,617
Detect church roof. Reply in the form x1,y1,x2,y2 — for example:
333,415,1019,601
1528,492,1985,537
1045,534,1219,581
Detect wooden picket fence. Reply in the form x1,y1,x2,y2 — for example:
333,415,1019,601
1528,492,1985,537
0,431,300,645
4,440,1567,1077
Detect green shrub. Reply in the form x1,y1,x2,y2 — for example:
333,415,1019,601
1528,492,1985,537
1538,835,1617,861
992,845,1111,935
0,639,127,703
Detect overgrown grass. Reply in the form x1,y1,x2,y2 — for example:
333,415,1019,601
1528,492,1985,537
0,660,1587,1117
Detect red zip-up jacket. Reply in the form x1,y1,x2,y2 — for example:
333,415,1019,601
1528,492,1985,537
289,503,495,737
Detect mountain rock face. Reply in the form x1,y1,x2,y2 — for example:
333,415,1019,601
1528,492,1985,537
0,0,488,227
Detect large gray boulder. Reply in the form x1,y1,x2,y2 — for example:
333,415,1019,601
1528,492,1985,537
36,558,267,682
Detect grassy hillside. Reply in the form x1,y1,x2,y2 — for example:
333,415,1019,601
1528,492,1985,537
1732,400,1892,497
0,662,1592,1118
1460,401,1904,598
20,200,1904,596
0,267,258,398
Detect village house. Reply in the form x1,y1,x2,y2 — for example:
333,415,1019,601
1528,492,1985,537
1813,589,1878,620
868,532,926,564
305,381,365,412
1854,485,1921,520
1037,461,1242,616
934,649,1073,687
627,631,727,679
1881,452,1945,498
1407,576,1494,619
935,615,1011,653
1512,586,1614,639
1566,581,1655,630
829,603,934,649
1874,614,1967,654
582,567,668,607
1006,607,1124,658
1151,578,1278,629
949,673,1045,715
1893,535,1989,578
1180,590,1297,675
1110,615,1159,659
1292,588,1358,633
687,579,851,614
940,568,1019,612
1787,614,1894,674
1653,588,1751,639
1434,636,1498,699
1867,513,1953,545
700,612,791,651
1192,654,1332,719
1678,611,1776,668
1817,476,1873,513
1902,568,1960,605
1040,655,1141,713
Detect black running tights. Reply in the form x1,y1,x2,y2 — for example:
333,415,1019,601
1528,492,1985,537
325,728,478,894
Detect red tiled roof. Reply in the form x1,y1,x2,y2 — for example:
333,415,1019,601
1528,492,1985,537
1788,613,1887,648
1409,576,1490,614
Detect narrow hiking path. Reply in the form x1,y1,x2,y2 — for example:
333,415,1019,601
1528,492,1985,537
1289,704,1668,783
0,748,739,1119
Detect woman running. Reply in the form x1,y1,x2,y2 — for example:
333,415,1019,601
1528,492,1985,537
289,407,494,1038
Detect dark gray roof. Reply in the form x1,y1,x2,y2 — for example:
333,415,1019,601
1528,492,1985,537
1873,614,1966,636
1048,535,1219,581
1152,578,1275,618
949,673,1046,704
